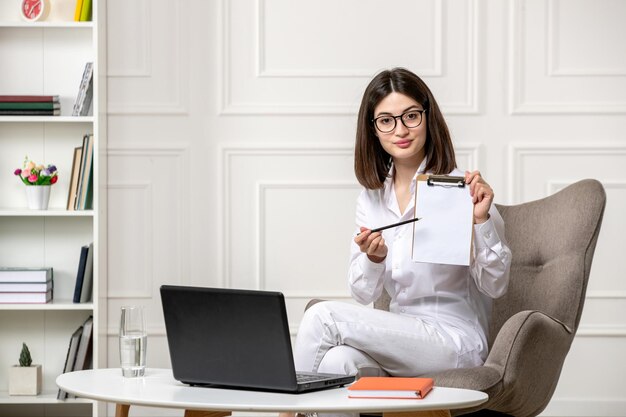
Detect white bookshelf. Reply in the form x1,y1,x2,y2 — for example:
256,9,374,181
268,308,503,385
0,0,106,416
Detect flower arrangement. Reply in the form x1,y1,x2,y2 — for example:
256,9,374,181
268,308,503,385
14,157,58,186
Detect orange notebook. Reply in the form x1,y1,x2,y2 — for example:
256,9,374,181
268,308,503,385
347,377,434,399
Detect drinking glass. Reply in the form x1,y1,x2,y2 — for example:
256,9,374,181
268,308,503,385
119,306,147,377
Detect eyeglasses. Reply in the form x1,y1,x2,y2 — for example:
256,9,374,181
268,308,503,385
372,109,427,133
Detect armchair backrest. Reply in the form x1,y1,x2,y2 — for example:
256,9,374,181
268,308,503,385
489,179,605,347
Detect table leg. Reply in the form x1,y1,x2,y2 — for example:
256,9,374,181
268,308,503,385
115,404,130,417
384,410,451,417
184,411,232,417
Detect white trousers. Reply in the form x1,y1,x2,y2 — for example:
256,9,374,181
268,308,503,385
294,301,461,377
293,301,462,417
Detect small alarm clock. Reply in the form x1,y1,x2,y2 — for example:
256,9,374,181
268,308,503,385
20,0,48,22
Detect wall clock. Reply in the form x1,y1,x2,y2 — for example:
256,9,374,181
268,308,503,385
21,0,48,22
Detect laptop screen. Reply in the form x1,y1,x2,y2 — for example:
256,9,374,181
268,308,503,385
160,285,299,391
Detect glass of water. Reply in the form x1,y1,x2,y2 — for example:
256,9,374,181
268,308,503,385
119,306,147,377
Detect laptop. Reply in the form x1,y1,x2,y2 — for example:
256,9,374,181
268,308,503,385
160,285,355,393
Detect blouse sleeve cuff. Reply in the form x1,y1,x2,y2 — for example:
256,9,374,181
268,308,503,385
474,218,502,250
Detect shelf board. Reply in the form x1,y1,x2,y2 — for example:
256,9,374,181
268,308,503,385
0,209,94,217
0,116,93,123
0,300,94,311
0,22,93,29
0,390,93,404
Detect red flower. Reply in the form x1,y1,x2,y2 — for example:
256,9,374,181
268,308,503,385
50,176,58,185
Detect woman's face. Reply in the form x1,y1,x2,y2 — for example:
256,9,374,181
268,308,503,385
373,92,427,167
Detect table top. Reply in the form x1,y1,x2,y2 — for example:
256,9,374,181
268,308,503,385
56,368,488,413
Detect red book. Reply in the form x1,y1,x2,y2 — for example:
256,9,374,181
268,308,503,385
0,95,59,103
347,377,434,399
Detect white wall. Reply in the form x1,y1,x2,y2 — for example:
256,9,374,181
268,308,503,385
105,0,626,416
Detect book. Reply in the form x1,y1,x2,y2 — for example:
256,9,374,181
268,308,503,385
0,109,60,116
0,280,53,292
72,62,93,116
347,377,434,399
81,157,94,209
66,146,83,210
79,0,92,22
72,316,93,371
76,134,94,210
0,102,60,110
0,95,59,102
80,79,94,116
73,0,83,21
72,245,90,303
0,268,52,283
67,315,94,398
80,243,94,302
0,291,52,304
57,325,83,400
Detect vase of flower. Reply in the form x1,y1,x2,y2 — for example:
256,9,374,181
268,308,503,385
14,157,58,210
24,185,51,210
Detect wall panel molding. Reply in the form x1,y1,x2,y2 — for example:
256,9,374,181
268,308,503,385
256,181,361,295
508,143,626,203
107,181,154,299
107,0,189,114
107,0,152,78
256,0,444,78
220,0,479,115
508,0,626,114
107,145,190,298
546,0,626,77
220,145,354,288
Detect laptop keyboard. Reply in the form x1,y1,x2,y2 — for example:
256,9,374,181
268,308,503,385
296,373,327,383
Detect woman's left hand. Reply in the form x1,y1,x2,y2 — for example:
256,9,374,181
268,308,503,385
465,170,493,224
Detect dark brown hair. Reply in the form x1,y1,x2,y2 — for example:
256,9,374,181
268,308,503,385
354,68,456,189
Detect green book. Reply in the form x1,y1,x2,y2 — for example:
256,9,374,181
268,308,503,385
79,0,92,22
0,102,59,110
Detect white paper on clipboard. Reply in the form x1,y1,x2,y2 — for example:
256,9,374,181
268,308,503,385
411,175,474,266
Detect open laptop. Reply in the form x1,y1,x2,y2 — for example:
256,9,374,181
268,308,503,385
160,285,355,393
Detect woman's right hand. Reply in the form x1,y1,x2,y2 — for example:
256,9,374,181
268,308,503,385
354,227,388,263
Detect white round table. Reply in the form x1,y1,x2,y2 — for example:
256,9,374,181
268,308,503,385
56,368,487,417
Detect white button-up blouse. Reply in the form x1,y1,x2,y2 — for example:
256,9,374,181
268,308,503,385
348,164,512,366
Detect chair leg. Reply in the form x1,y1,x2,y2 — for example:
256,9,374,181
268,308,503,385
384,411,451,417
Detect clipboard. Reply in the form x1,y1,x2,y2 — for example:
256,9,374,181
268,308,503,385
411,175,474,266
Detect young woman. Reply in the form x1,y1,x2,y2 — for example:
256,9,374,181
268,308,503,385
286,68,511,416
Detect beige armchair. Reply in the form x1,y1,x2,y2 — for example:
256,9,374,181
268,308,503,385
309,179,606,417
381,179,605,416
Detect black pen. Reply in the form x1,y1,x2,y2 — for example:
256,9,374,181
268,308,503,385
359,217,422,235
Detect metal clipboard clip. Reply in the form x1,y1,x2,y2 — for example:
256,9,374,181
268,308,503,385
426,175,466,188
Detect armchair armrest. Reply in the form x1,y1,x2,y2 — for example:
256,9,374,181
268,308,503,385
430,310,573,417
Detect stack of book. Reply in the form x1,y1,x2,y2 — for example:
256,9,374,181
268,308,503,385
67,133,94,210
0,95,60,116
0,268,53,304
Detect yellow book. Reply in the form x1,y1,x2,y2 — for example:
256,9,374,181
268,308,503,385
73,0,83,21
